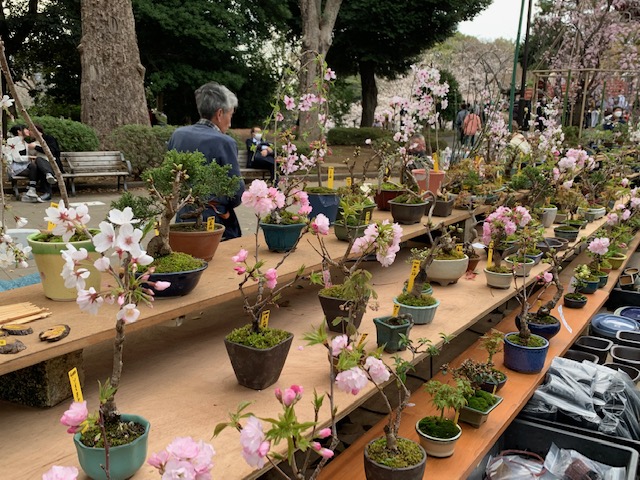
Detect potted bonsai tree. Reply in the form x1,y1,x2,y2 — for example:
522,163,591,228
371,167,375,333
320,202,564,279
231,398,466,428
423,226,469,286
143,149,240,262
52,203,171,479
448,360,503,428
478,329,507,392
415,378,470,457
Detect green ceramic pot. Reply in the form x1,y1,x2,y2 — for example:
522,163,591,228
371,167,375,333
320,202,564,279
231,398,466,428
260,222,306,253
74,414,150,480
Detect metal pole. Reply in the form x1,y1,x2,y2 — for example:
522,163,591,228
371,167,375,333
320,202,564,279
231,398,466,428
508,0,527,132
579,72,589,139
563,70,572,126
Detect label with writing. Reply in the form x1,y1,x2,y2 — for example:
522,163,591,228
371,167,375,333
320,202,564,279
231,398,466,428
154,221,159,236
456,243,464,254
0,339,6,346
68,367,83,402
345,177,352,187
260,310,270,329
207,217,216,232
392,303,400,316
356,333,368,349
433,152,439,172
47,202,59,231
364,210,371,223
406,260,421,292
327,167,335,189
487,241,494,268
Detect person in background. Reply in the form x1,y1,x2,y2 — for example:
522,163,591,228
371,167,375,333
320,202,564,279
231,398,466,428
462,106,482,147
167,82,245,240
3,124,57,202
603,105,627,131
245,126,275,180
455,103,468,144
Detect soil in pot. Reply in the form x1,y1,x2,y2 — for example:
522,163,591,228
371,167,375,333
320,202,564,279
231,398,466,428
415,417,462,458
364,437,426,480
139,252,207,297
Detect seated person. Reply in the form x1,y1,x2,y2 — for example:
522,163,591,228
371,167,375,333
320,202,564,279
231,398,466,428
406,133,433,170
603,106,627,131
4,125,56,202
245,126,275,180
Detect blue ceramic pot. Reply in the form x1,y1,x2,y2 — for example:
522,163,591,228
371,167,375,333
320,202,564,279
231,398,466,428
307,192,340,224
595,272,609,288
515,314,561,340
260,222,306,252
577,279,600,294
74,414,150,480
503,332,549,373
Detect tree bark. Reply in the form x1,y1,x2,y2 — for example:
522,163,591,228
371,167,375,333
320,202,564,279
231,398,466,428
80,0,150,146
359,61,378,128
297,0,342,143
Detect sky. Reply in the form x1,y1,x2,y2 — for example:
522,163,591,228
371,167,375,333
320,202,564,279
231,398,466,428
458,0,538,41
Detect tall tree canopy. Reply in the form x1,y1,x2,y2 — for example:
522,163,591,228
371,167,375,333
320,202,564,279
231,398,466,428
326,0,491,127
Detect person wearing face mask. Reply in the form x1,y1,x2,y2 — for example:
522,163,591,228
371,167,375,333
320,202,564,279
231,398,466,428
604,106,627,131
245,126,275,180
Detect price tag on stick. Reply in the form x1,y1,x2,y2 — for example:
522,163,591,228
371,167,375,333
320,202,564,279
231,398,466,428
487,241,494,268
68,367,83,402
433,152,439,172
392,303,400,317
406,260,421,293
345,176,352,187
47,202,59,231
327,167,335,189
260,310,270,329
207,217,216,232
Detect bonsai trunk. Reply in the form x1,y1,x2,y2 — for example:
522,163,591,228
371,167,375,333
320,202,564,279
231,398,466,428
102,318,125,421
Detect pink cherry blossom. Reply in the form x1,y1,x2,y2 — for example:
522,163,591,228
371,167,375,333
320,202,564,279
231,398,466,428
588,237,610,256
364,356,390,384
324,68,336,81
166,436,200,459
283,95,296,110
622,209,631,220
264,268,277,289
335,367,368,395
240,416,270,468
317,428,332,439
153,281,171,291
76,287,104,315
311,442,335,459
93,221,116,253
232,249,249,263
331,334,350,356
117,303,140,324
542,272,553,283
60,401,88,434
234,265,246,275
621,178,630,187
42,465,79,480
312,214,330,235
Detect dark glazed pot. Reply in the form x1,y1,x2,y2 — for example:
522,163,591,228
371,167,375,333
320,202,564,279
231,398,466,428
318,293,366,333
388,200,427,225
142,262,208,298
363,437,426,480
374,190,403,211
224,333,293,390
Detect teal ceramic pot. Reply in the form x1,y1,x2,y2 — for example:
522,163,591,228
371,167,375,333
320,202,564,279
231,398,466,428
373,315,412,353
393,297,439,325
260,222,306,252
74,414,150,480
595,271,609,289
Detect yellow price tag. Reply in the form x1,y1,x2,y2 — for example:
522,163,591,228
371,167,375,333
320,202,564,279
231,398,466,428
433,152,439,172
0,339,6,346
356,333,368,349
327,167,335,189
406,260,421,292
345,177,352,187
456,244,463,254
207,217,216,232
487,241,494,268
454,410,460,426
392,303,400,316
68,367,83,402
260,310,270,329
47,202,59,231
154,221,159,236
364,210,371,223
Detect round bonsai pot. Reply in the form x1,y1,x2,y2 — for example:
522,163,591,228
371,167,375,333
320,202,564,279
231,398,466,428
503,332,550,373
415,418,462,458
483,268,512,289
541,206,557,228
426,255,469,286
563,294,587,309
168,222,225,261
393,297,439,325
608,254,627,270
142,262,208,298
504,256,535,277
515,314,561,340
553,226,579,242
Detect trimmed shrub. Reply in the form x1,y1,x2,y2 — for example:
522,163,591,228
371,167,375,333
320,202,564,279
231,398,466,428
105,124,176,178
562,126,580,147
11,116,100,152
327,127,393,145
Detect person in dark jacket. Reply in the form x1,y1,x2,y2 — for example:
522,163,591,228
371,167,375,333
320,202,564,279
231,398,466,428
168,82,246,240
245,126,275,180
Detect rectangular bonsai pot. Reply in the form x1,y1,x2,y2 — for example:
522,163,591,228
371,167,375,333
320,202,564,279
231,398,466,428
606,287,640,311
459,394,503,428
468,418,639,480
572,336,613,364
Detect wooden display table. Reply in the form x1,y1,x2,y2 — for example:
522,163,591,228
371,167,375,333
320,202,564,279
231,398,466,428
0,213,608,479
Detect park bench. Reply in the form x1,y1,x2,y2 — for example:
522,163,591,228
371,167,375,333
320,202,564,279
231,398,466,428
238,149,270,180
9,151,131,198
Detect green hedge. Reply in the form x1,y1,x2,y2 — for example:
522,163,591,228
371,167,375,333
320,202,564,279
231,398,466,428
11,116,100,152
105,124,177,179
327,127,394,145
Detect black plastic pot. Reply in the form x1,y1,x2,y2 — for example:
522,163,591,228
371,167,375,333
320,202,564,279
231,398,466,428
616,330,640,348
363,437,426,480
432,198,454,217
224,333,293,390
611,345,640,369
564,349,599,363
603,362,640,383
142,262,208,298
388,200,427,225
318,293,366,333
572,336,613,364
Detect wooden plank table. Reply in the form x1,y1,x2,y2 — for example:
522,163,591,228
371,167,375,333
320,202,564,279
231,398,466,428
319,231,639,480
0,212,607,479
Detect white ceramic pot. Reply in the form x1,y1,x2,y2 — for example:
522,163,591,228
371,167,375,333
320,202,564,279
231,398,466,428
484,268,512,289
426,255,469,286
415,420,462,458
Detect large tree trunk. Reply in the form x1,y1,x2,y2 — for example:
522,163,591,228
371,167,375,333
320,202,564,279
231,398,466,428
80,0,150,145
298,0,342,143
359,61,378,128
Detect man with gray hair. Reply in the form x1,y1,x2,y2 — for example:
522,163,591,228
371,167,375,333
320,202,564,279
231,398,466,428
168,82,245,239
